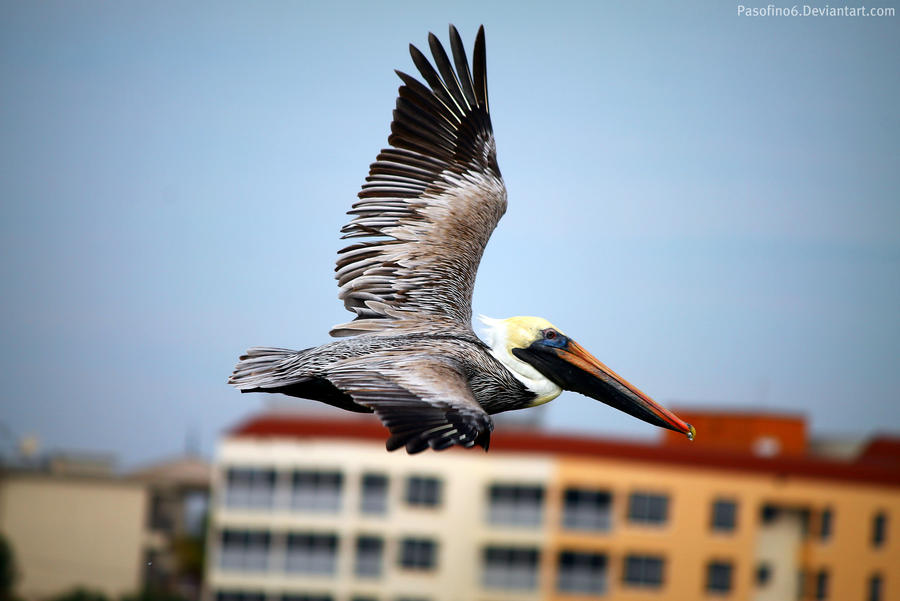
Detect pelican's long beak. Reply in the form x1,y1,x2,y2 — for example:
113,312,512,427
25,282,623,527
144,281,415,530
513,338,694,440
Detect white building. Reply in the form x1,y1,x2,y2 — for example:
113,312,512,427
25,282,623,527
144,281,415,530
207,413,552,601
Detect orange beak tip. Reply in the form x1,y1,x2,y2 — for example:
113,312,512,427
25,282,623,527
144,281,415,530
687,423,696,441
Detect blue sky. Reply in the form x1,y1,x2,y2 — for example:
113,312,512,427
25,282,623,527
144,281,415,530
1,1,898,467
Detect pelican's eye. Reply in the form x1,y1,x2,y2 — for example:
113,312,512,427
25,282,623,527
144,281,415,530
543,329,558,340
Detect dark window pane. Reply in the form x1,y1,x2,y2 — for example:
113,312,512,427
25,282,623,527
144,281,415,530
562,488,612,531
291,470,343,512
285,532,338,574
707,561,733,593
623,555,664,587
487,484,544,527
399,538,437,570
557,550,607,594
628,492,669,525
872,512,887,547
406,477,441,507
711,499,737,531
819,508,833,540
219,529,271,572
869,573,883,601
756,563,771,586
225,468,277,509
815,569,829,600
483,546,540,590
355,535,384,578
361,473,388,514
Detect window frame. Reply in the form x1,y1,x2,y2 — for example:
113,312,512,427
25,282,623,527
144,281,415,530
706,560,734,595
557,550,608,594
710,498,738,532
482,545,541,590
562,487,613,532
405,476,442,508
398,537,438,570
627,491,670,526
623,553,665,588
487,483,545,527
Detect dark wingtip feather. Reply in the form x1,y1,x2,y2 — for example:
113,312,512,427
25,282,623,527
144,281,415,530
448,24,477,109
473,25,488,112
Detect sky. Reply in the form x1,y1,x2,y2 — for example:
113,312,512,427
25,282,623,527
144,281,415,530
1,1,898,468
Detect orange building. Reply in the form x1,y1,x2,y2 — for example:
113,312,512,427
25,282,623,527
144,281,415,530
205,411,899,601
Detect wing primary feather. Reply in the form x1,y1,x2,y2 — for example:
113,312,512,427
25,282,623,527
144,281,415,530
332,25,505,335
448,25,478,109
428,31,470,112
472,25,488,113
408,44,463,122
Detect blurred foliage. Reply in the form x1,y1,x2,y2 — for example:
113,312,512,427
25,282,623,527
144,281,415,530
172,535,204,581
49,589,111,601
49,588,190,601
0,534,18,601
120,588,188,601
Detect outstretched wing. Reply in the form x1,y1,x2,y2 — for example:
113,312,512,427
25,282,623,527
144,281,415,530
332,25,506,337
326,355,494,453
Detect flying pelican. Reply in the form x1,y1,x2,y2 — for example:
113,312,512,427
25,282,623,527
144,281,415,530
229,25,695,453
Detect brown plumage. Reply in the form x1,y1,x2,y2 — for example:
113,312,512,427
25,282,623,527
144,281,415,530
228,26,696,454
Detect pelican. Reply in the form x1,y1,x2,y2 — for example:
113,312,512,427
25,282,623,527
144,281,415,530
229,25,695,453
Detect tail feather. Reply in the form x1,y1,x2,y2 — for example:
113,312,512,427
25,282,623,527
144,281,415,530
228,347,303,391
228,346,371,414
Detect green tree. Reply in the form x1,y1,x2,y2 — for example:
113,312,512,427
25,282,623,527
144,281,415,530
49,589,110,601
0,533,17,601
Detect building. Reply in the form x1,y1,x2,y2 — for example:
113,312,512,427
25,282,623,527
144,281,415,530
0,451,210,600
206,411,900,601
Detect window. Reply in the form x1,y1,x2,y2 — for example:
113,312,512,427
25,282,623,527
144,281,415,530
819,508,833,541
623,554,664,588
488,484,544,527
814,569,829,600
144,549,165,588
562,488,612,531
406,476,441,507
361,473,388,514
219,529,270,571
291,470,342,512
796,569,809,600
355,536,384,578
868,573,883,601
148,493,173,531
399,538,437,570
706,561,733,594
281,596,334,601
628,492,669,525
482,546,540,590
216,593,265,601
711,499,737,532
872,512,887,547
225,468,276,509
755,563,771,587
557,551,607,594
285,533,338,574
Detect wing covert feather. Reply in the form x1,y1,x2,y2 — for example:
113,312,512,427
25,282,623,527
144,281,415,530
333,25,506,337
326,356,493,453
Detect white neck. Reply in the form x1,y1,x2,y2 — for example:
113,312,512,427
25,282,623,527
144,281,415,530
479,316,562,406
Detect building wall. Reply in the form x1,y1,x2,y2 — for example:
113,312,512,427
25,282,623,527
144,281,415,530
208,438,554,601
550,455,900,601
207,426,900,601
0,473,147,600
